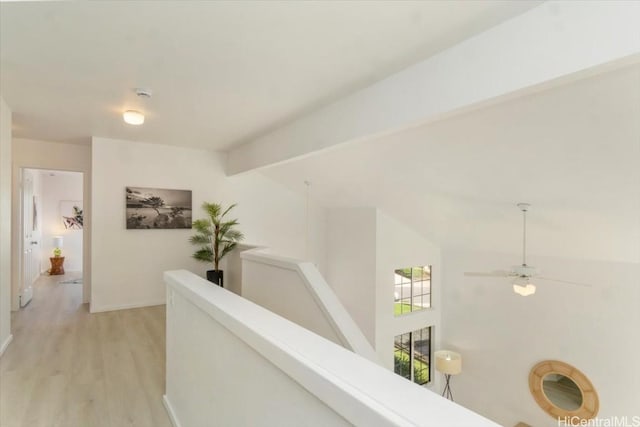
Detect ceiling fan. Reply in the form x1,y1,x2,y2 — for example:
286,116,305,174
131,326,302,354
464,203,591,296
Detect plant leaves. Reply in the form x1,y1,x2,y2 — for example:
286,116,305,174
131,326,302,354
189,202,243,267
192,247,213,262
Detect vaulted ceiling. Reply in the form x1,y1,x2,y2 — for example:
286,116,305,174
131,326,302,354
261,64,640,264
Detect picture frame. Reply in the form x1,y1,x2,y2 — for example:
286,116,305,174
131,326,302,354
126,186,192,229
60,200,83,230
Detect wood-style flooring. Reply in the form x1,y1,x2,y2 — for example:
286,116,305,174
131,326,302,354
0,273,172,427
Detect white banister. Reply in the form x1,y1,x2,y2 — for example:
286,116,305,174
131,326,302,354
240,249,378,363
164,270,499,427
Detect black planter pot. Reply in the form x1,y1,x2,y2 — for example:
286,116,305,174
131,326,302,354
206,270,224,287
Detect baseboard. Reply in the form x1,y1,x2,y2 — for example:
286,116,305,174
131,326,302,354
0,334,14,358
89,299,165,313
162,395,182,427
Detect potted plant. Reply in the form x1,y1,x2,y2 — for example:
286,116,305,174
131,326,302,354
189,202,244,286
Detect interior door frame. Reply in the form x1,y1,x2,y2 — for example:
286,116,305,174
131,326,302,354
12,166,87,311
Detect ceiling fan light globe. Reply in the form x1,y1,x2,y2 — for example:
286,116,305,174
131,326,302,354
513,283,536,296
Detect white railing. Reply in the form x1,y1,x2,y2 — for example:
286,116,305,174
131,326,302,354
240,249,378,363
163,270,500,427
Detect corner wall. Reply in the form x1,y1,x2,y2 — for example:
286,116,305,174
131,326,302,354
375,211,441,387
442,248,640,426
326,208,442,391
326,208,377,345
91,137,325,312
0,96,12,355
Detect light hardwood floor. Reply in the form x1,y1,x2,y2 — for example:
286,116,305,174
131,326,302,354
0,273,172,427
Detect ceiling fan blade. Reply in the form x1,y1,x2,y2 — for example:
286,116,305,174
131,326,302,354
464,270,513,278
536,276,592,287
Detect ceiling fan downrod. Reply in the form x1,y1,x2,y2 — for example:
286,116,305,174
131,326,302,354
517,203,531,267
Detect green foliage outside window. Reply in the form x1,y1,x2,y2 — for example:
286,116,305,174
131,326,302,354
394,348,429,385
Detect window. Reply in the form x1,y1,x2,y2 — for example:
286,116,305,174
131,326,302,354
394,326,431,385
394,265,431,316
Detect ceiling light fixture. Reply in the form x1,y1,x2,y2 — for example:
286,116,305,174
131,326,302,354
123,110,145,125
513,203,536,296
513,282,536,296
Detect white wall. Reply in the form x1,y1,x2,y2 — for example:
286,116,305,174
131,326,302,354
326,208,442,391
242,255,344,347
0,96,13,355
12,138,91,307
442,248,640,426
241,250,378,362
242,259,346,347
375,212,442,383
91,137,325,312
326,207,377,346
39,171,83,272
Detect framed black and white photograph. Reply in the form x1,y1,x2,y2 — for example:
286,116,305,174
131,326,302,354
126,187,192,229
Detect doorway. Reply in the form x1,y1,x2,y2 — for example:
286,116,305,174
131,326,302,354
18,168,84,307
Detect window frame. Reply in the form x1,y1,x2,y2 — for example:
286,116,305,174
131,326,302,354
393,326,431,385
394,265,432,316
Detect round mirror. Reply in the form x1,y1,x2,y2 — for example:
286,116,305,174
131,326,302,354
542,373,583,410
529,360,599,422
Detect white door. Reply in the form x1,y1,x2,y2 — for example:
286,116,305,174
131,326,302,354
21,170,39,307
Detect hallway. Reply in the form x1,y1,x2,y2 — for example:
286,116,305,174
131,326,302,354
0,273,171,427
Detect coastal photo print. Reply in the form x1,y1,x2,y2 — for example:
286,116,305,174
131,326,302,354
126,186,192,229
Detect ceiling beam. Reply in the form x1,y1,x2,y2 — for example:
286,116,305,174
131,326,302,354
226,1,640,175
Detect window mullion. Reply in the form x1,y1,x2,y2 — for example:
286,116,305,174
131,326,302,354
409,332,414,382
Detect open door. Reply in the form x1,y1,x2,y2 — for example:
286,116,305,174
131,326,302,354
20,169,40,307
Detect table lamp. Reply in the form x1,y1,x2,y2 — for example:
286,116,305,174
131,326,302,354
52,236,63,257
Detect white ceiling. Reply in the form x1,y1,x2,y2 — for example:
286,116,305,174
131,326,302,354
0,1,540,147
261,64,640,264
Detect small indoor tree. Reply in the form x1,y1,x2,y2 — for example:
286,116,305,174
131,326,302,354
189,202,244,286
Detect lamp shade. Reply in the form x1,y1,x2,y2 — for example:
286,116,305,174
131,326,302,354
52,236,63,248
435,350,462,375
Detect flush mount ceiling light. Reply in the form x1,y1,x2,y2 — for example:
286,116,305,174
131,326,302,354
123,88,152,125
123,110,144,125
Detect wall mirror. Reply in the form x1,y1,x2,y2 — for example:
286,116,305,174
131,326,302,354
529,360,599,422
543,373,582,410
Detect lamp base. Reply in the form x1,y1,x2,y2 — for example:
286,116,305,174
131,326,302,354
442,374,454,401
